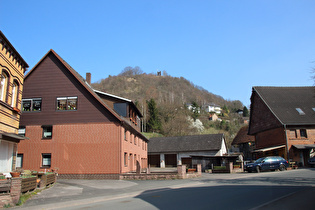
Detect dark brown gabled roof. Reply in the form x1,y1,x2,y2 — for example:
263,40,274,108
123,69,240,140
252,86,315,125
231,126,255,145
148,134,225,153
25,49,148,141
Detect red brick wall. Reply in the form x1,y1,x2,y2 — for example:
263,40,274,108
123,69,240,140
120,127,148,173
18,123,120,174
287,127,315,162
255,127,286,149
18,123,148,175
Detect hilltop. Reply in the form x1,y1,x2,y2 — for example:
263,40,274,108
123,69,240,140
92,68,243,110
91,67,246,147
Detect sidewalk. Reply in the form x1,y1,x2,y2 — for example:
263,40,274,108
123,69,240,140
15,175,203,209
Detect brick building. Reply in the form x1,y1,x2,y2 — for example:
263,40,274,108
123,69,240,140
248,86,315,166
0,31,28,174
18,49,148,178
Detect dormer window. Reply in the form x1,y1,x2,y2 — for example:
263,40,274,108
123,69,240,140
296,108,305,115
114,103,127,117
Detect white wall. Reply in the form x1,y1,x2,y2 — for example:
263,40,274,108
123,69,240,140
0,141,14,173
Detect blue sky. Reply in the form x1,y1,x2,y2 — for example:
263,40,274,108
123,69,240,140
1,0,315,107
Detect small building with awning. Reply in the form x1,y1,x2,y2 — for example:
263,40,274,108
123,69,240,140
148,134,228,171
249,86,315,166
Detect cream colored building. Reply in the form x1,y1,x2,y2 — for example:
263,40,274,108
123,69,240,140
0,31,28,173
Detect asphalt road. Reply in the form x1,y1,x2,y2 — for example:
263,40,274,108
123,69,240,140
16,168,315,210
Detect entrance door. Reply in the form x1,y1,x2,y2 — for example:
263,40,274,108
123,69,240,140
0,142,13,173
148,155,160,167
165,154,177,167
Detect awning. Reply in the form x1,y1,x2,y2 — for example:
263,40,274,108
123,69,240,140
254,145,286,153
292,144,315,150
0,132,28,143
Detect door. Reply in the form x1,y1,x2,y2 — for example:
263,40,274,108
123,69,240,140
260,157,272,170
165,154,177,167
0,141,13,173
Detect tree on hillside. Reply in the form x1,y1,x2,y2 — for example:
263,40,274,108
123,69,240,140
160,105,196,136
190,101,200,121
146,98,161,132
119,66,143,77
243,106,249,117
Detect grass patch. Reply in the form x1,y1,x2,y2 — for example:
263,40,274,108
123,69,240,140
142,132,164,139
213,166,227,170
16,188,45,206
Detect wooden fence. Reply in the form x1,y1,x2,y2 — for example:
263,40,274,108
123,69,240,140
0,180,11,194
21,177,37,193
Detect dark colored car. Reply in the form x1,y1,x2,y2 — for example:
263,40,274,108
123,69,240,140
308,157,315,167
245,156,289,173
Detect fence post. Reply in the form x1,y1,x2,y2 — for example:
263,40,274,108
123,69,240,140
177,165,186,179
229,162,233,173
10,178,22,204
197,164,202,174
40,174,47,188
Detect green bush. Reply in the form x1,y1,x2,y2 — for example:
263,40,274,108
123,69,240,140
213,166,227,170
21,175,36,178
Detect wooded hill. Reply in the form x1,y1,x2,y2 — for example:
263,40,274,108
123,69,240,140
92,67,243,111
91,67,246,147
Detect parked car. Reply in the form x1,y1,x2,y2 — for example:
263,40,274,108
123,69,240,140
308,157,315,167
245,156,289,173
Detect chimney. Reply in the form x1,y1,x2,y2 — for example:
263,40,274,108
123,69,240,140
86,72,91,85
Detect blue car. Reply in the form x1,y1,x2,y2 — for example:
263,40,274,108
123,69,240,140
245,156,289,173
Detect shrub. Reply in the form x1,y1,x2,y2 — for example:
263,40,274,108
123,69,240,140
213,166,227,170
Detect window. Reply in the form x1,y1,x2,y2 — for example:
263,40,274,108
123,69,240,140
11,82,18,107
22,98,42,112
18,126,26,137
124,152,128,166
114,103,127,117
130,153,133,166
16,154,23,168
124,129,127,141
0,71,8,102
11,83,16,107
57,97,77,110
300,129,307,138
42,125,52,139
42,153,51,167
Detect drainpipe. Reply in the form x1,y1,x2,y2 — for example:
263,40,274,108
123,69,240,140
119,123,122,174
284,124,290,160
